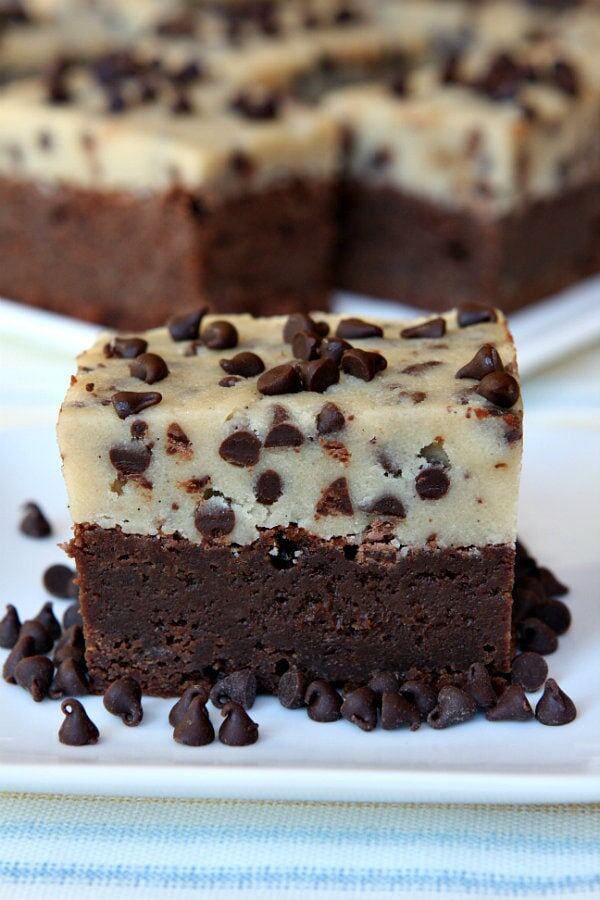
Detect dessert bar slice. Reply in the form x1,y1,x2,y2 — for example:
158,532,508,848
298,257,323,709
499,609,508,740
58,306,523,695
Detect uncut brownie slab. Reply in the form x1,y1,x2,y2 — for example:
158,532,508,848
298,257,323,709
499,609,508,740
58,307,523,695
329,5,600,311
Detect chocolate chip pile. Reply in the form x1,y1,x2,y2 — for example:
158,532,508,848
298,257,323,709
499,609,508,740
2,508,577,746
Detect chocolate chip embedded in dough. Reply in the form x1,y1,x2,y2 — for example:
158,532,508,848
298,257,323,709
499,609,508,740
316,477,353,516
58,699,99,746
219,352,265,377
218,701,259,745
112,391,162,419
265,423,304,448
300,358,340,393
129,353,169,384
202,320,239,350
476,372,520,409
336,318,383,340
366,495,406,518
316,402,345,435
109,442,152,475
167,308,207,341
103,676,143,726
457,304,498,327
219,431,261,467
194,503,235,539
341,348,387,382
255,470,283,505
19,502,52,538
456,344,504,380
535,678,576,726
103,336,148,359
415,467,450,500
401,317,446,339
257,364,303,396
166,423,192,457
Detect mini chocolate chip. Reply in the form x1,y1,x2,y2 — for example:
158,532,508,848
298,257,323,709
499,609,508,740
341,686,378,731
511,652,548,692
381,691,421,731
3,635,36,683
219,701,259,745
103,336,148,359
467,662,496,708
476,372,520,409
59,698,99,746
319,337,352,365
265,423,304,448
301,357,340,393
0,604,21,649
367,671,400,701
535,678,576,726
278,667,309,709
166,423,192,456
231,90,280,120
305,679,342,722
552,59,579,97
109,442,152,475
341,348,387,381
112,391,162,419
292,331,321,361
255,469,283,505
14,655,54,702
19,502,52,537
195,503,235,539
316,477,353,516
210,669,256,710
538,566,568,597
169,685,210,727
130,420,148,440
283,313,318,343
316,402,345,435
230,149,255,177
20,620,53,654
427,686,477,729
401,317,446,339
532,599,571,636
129,352,169,384
486,684,533,721
399,680,437,718
53,625,86,667
220,352,265,377
219,431,261,466
415,467,450,500
103,676,143,726
219,376,241,388
168,308,207,341
257,364,303,396
366,495,406,518
457,304,497,327
173,695,215,746
34,601,62,642
517,617,558,655
49,658,89,699
62,603,83,630
202,320,239,350
336,318,383,340
456,344,504,380
43,563,77,599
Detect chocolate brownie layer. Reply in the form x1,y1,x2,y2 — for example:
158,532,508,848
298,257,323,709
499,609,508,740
0,176,334,329
68,524,514,696
336,180,600,312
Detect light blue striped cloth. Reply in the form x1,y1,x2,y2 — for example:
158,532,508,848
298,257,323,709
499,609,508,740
1,795,600,899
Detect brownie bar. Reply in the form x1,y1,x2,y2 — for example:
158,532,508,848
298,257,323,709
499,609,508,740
336,180,600,311
69,524,514,695
0,176,334,330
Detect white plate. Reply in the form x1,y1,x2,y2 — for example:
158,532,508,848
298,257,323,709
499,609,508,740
0,305,599,804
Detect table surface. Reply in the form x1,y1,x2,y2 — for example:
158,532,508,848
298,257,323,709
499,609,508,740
0,307,599,899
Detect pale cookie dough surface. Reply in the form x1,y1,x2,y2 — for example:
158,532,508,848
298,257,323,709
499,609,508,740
58,309,523,549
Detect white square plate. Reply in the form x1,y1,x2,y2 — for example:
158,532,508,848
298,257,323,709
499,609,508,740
0,300,599,804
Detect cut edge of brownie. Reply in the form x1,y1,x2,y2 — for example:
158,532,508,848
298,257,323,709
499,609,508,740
67,523,514,697
335,179,600,312
0,175,336,330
